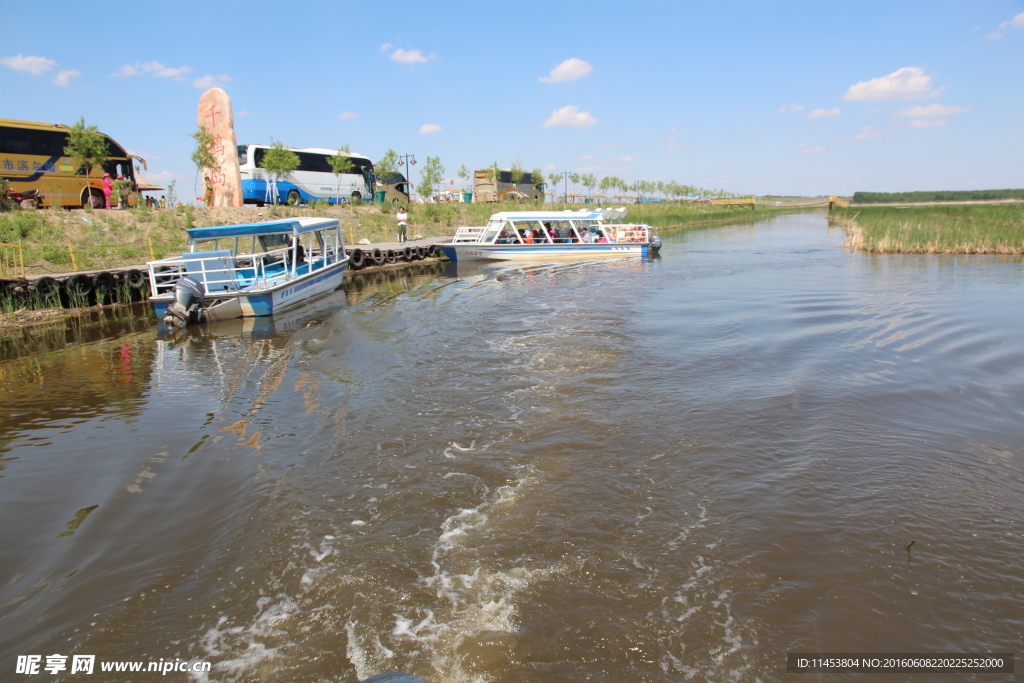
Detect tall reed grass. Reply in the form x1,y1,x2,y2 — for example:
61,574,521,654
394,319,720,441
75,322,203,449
832,204,1024,253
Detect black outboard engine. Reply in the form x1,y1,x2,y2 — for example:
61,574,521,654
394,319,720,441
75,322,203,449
649,235,662,254
163,276,206,328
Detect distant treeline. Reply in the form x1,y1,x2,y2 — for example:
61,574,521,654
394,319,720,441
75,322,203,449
852,189,1024,204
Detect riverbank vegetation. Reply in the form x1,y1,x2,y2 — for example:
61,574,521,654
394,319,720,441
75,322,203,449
852,189,1024,204
833,203,1024,253
0,200,812,276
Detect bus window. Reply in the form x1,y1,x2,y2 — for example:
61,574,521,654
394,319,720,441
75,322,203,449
237,145,247,166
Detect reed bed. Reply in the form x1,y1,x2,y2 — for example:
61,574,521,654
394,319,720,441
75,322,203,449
833,204,1024,254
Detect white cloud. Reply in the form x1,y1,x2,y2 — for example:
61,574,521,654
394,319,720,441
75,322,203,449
910,119,946,128
618,156,636,162
807,108,842,118
53,69,80,86
842,67,943,102
236,109,252,117
984,32,1005,40
799,145,825,154
542,105,597,129
999,11,1024,29
580,154,595,160
126,149,162,162
193,74,232,90
339,111,359,121
380,43,393,52
390,48,430,64
419,123,443,135
897,104,968,117
539,58,593,83
777,103,804,113
115,61,193,79
855,125,882,139
2,54,57,76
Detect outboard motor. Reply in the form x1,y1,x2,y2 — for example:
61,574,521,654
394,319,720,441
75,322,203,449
162,276,206,328
649,235,662,254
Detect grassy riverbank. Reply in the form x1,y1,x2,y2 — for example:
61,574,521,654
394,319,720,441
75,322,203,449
832,203,1024,253
1,201,809,276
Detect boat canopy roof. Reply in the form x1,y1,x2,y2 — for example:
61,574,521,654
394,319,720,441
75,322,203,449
488,207,629,223
188,217,340,242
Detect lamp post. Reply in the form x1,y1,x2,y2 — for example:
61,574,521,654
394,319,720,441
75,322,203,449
398,154,417,201
560,171,571,204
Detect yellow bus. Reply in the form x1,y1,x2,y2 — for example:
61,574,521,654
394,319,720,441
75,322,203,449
0,118,139,209
473,169,545,202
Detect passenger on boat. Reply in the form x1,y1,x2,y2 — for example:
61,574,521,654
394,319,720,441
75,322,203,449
289,236,306,264
597,233,610,243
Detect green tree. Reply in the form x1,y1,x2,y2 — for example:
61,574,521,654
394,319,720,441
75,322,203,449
531,168,545,200
190,127,218,176
510,160,525,187
64,116,110,208
375,149,400,195
258,139,299,204
483,161,501,201
457,164,470,190
329,145,354,203
190,126,218,206
547,172,563,203
582,174,597,199
418,156,445,201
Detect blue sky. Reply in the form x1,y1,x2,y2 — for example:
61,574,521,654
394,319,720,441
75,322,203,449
3,1,1021,199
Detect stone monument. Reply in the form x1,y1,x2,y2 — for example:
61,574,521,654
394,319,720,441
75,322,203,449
197,87,243,207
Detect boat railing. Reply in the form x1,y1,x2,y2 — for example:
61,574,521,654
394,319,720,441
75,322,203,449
148,246,342,297
451,226,487,244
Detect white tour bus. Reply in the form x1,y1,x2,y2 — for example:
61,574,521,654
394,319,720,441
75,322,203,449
237,144,375,206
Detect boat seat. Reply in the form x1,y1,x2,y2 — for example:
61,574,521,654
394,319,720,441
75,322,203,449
180,250,240,293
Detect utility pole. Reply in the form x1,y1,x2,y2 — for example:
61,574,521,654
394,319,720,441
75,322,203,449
399,154,417,200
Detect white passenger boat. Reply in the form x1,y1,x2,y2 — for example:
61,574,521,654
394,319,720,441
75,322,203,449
147,217,348,326
437,208,661,262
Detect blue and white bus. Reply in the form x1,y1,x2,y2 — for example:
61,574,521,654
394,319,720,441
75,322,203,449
237,144,375,206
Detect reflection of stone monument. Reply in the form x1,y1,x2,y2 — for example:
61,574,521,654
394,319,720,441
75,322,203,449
197,88,243,207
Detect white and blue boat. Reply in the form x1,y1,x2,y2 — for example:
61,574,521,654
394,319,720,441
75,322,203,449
437,208,661,262
147,216,348,326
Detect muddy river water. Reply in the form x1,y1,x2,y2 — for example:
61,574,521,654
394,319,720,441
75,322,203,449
1,211,1022,682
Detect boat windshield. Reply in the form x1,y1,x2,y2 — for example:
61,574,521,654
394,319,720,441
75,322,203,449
258,234,291,252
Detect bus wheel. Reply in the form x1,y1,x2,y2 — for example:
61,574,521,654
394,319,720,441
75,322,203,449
287,190,300,206
351,192,362,204
82,189,103,209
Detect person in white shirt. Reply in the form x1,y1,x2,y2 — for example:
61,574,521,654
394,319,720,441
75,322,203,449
396,208,408,243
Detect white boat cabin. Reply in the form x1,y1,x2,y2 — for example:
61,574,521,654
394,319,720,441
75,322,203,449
451,208,652,246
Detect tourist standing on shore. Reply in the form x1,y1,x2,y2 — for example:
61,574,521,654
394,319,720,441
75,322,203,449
396,207,408,243
102,173,113,209
200,177,213,207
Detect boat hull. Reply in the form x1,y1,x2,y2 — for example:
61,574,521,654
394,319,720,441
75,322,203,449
151,259,348,321
438,243,649,262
